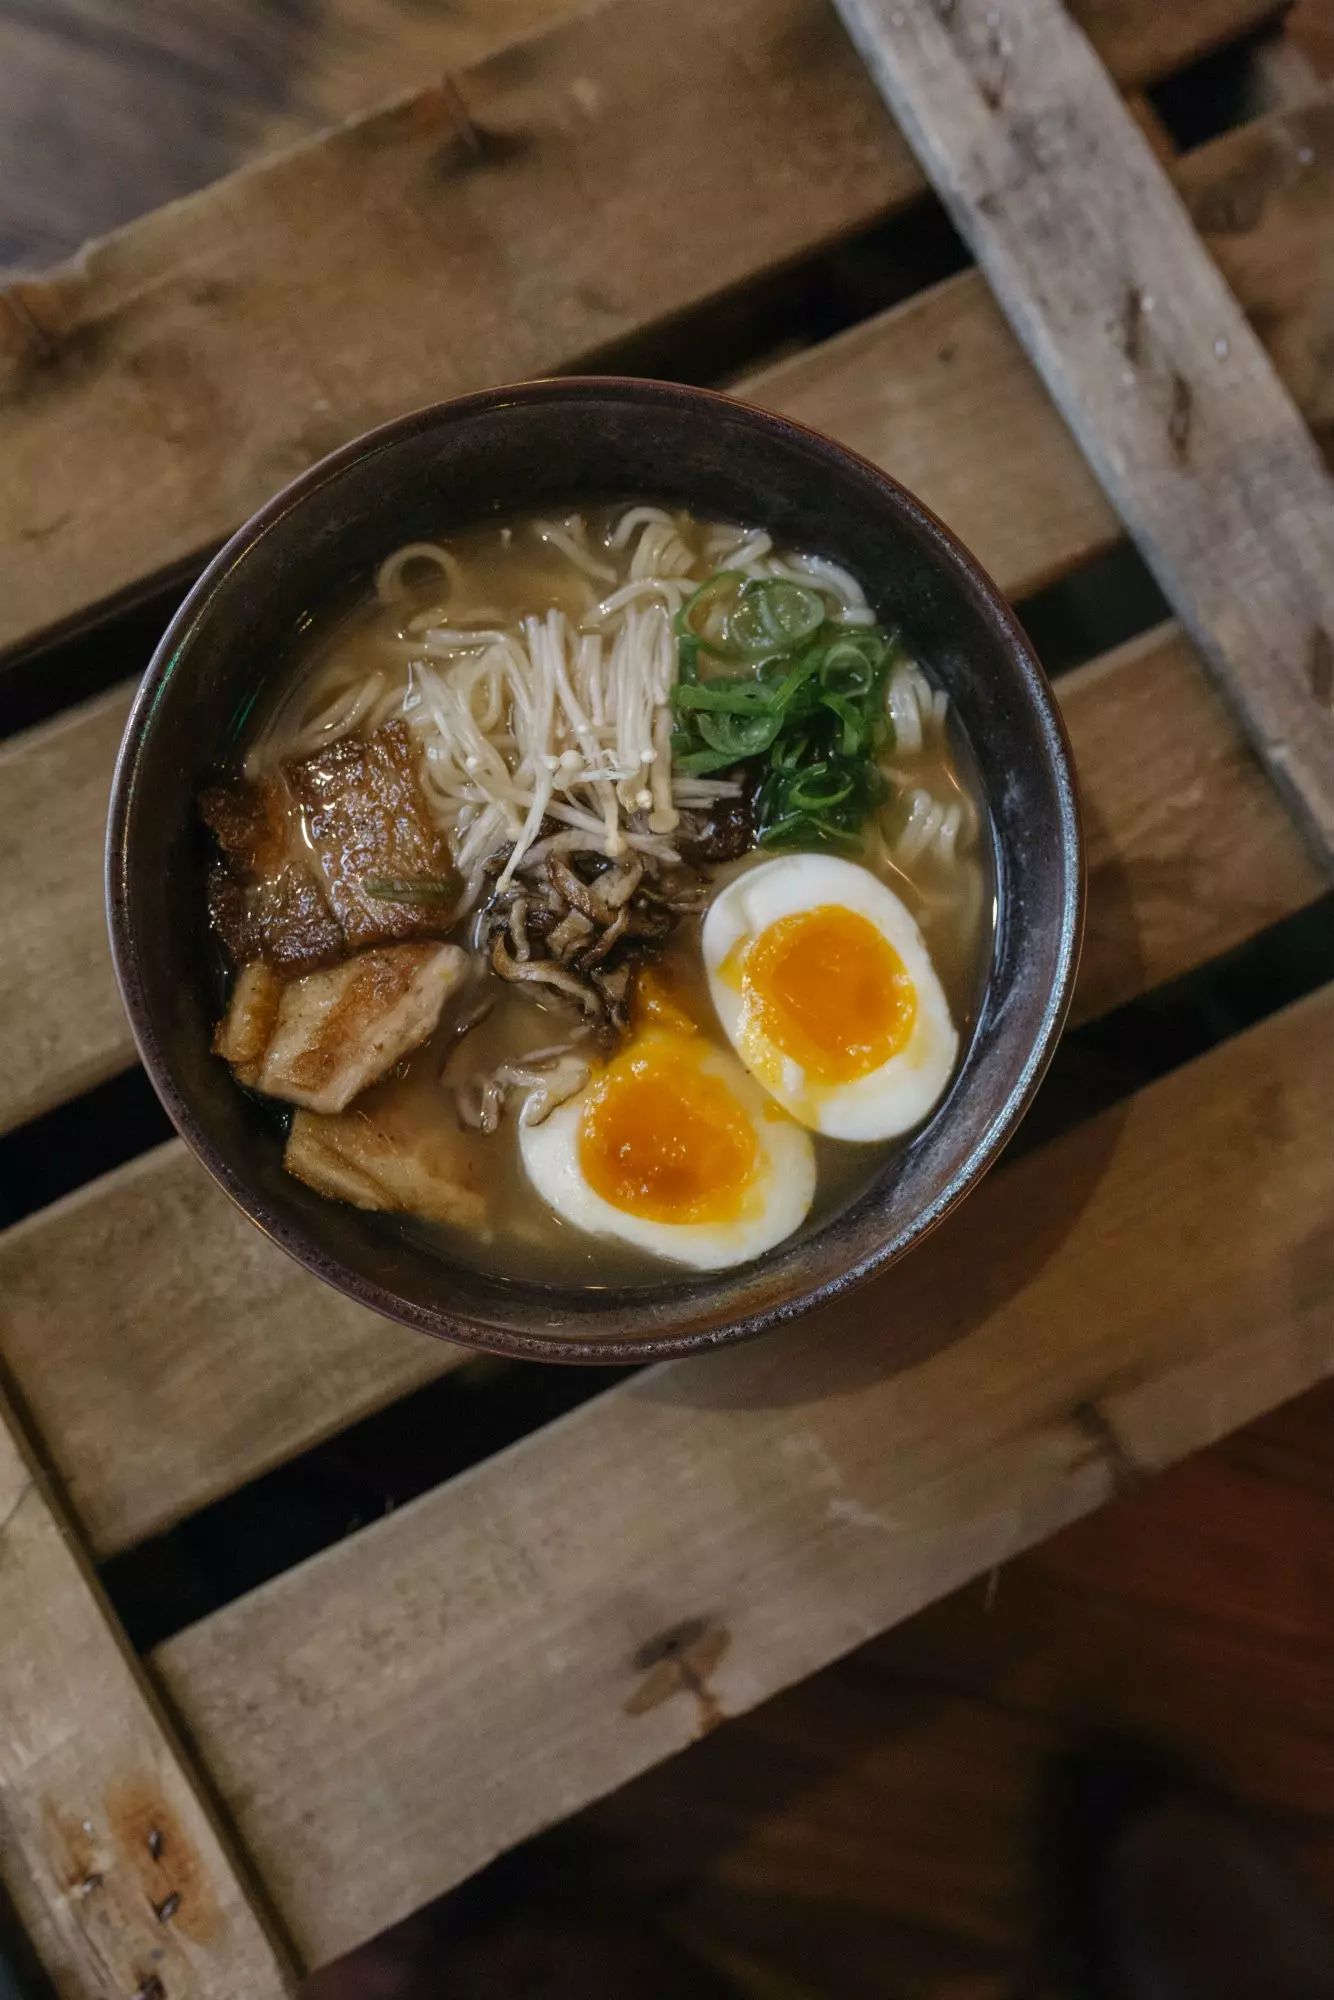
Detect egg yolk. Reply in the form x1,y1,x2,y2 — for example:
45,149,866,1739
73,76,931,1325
741,904,916,1083
630,962,698,1038
579,1034,758,1225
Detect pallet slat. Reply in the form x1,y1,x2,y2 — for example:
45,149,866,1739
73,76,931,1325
155,981,1334,1964
0,686,134,1133
1058,622,1324,1024
0,1142,457,1558
0,1384,295,1997
834,0,1334,862
4,97,1333,1140
0,613,1320,1560
0,0,1281,661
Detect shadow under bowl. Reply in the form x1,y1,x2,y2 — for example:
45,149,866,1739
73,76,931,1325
107,377,1083,1364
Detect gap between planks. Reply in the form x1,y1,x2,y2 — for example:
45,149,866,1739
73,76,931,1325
152,975,1334,1966
0,0,1283,661
4,92,1334,1140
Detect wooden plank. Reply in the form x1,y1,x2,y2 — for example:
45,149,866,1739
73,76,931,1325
1060,622,1326,1023
832,0,1334,864
0,615,1321,1560
0,0,598,272
154,981,1334,1965
505,1384,1334,1998
0,1142,457,1557
0,1381,295,1996
1181,96,1334,463
1073,0,1289,88
0,0,1281,661
746,94,1334,595
0,685,135,1132
6,97,1334,1138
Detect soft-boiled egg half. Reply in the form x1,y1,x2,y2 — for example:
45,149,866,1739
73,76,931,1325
518,1027,815,1270
703,853,960,1142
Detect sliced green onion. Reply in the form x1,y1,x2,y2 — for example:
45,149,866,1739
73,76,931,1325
672,576,901,857
696,708,784,758
675,743,746,777
362,874,458,904
672,678,780,717
729,579,825,654
677,571,750,656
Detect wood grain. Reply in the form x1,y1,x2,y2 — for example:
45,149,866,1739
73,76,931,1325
0,1381,295,1997
744,96,1334,595
488,1382,1334,2000
0,1141,458,1557
1060,621,1325,1023
155,981,1334,1965
833,0,1334,865
0,0,1284,661
0,1,600,272
0,684,135,1131
0,615,1319,1561
1,0,1265,274
5,97,1334,1139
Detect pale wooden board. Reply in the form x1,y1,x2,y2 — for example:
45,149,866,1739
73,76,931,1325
155,981,1334,1965
1058,621,1325,1024
0,684,135,1131
744,96,1334,596
833,0,1334,863
0,1141,457,1557
0,0,1281,661
0,614,1321,1561
5,97,1334,1140
0,1385,295,1997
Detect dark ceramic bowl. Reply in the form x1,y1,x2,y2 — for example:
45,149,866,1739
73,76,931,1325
107,378,1082,1364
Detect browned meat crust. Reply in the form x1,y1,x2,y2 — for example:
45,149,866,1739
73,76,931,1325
285,720,458,950
212,962,284,1085
202,721,458,976
202,777,345,975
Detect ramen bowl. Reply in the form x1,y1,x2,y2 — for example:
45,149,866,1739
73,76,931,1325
107,377,1082,1363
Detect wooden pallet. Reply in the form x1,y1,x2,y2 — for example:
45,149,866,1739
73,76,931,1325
2,0,1333,1986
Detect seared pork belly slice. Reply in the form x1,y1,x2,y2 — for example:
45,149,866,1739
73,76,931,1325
256,942,469,1114
285,720,459,950
285,1105,487,1230
212,962,283,1086
202,778,343,975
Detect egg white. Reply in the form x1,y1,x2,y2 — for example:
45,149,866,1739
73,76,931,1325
517,1037,815,1270
702,853,960,1142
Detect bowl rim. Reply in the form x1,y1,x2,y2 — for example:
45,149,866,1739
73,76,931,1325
107,374,1085,1364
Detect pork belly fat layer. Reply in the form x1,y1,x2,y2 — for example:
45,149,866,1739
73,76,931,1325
257,942,469,1114
285,1106,487,1230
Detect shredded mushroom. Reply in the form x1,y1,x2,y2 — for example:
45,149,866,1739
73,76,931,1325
455,1044,591,1132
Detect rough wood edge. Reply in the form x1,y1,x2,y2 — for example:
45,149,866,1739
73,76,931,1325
833,0,1334,866
0,1377,297,1994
